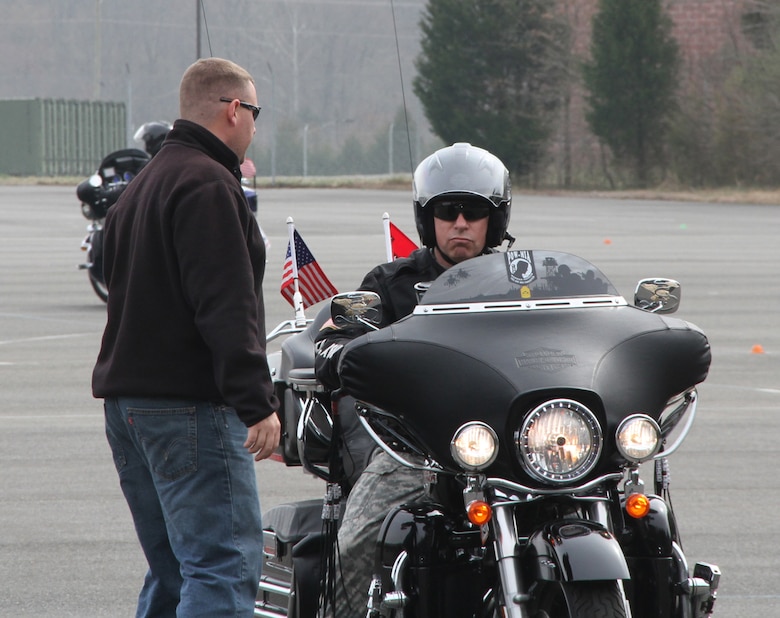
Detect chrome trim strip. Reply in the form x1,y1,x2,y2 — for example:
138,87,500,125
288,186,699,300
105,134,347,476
254,608,288,618
257,580,291,596
413,295,627,316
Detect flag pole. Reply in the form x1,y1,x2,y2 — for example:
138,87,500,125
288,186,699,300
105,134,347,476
286,216,307,326
382,212,393,262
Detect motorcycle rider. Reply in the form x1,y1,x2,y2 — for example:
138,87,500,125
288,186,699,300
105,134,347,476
314,142,513,615
133,121,173,157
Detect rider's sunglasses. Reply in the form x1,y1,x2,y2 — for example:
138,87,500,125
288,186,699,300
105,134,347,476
432,200,491,222
219,97,261,121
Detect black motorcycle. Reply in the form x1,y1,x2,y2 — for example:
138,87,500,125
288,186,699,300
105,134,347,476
76,147,262,303
256,249,720,618
76,148,150,301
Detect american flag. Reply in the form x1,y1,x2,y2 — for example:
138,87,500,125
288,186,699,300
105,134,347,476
281,230,338,309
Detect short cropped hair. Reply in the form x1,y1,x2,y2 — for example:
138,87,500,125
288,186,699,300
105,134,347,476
179,58,255,122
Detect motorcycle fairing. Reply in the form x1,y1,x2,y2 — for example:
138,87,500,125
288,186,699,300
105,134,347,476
526,520,631,582
94,148,150,182
338,252,710,476
76,148,151,219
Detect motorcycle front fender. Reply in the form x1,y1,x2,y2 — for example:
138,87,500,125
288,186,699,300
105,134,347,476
526,520,630,582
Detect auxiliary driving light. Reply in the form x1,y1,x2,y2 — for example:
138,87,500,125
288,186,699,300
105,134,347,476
616,414,661,462
451,422,498,470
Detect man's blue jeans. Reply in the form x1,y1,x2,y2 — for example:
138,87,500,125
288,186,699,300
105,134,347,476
104,397,263,617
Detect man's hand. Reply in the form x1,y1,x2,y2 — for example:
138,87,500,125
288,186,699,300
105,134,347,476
244,413,281,462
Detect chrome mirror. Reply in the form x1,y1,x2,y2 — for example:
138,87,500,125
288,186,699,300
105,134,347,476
330,291,382,330
634,278,681,314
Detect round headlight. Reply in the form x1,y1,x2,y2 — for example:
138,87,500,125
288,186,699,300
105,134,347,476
451,422,498,471
516,399,602,484
616,414,661,462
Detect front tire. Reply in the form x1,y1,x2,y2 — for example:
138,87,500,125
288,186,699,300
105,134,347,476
88,268,108,302
531,581,628,618
87,229,108,303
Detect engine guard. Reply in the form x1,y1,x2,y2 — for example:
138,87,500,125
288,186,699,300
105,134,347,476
526,520,630,582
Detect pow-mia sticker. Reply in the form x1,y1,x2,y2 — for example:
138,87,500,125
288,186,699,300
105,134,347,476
506,250,536,286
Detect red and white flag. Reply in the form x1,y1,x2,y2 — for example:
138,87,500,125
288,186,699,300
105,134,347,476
383,213,418,261
240,157,256,178
281,229,338,309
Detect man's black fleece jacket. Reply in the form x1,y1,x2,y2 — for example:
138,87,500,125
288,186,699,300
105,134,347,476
92,119,279,427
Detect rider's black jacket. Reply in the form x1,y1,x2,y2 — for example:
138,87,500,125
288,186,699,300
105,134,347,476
314,247,445,391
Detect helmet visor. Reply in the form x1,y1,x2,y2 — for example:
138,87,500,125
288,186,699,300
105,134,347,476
432,200,491,222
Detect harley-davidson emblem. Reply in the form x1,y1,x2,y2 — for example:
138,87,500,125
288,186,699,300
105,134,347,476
515,347,577,372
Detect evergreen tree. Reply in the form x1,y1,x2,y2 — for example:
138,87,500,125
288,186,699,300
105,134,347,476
582,0,679,187
413,0,566,179
717,3,780,184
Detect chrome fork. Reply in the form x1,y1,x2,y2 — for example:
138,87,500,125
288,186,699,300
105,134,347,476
490,504,532,618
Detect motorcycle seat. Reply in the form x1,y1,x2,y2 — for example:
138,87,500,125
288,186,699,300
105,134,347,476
263,499,323,545
288,367,322,393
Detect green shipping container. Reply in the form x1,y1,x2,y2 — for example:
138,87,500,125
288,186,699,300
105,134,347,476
0,98,126,176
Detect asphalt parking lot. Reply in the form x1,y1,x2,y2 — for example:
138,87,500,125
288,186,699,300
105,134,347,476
1,185,778,616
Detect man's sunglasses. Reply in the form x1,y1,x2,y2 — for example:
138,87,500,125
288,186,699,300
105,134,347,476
432,201,491,222
219,97,261,121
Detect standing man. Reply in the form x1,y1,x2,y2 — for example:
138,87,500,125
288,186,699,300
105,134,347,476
92,57,280,617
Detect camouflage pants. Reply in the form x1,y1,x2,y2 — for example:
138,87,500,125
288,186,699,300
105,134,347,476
333,450,426,617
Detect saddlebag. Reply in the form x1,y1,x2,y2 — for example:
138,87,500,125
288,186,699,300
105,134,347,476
257,499,325,618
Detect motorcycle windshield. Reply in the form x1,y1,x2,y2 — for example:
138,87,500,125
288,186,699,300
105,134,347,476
419,250,619,305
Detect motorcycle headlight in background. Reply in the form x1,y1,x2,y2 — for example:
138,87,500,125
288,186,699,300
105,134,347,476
515,399,602,484
451,422,498,471
616,414,661,462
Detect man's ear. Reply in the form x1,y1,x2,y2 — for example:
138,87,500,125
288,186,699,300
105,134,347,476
221,99,239,127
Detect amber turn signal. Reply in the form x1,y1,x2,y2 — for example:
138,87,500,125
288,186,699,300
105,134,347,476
625,493,651,519
467,500,492,525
